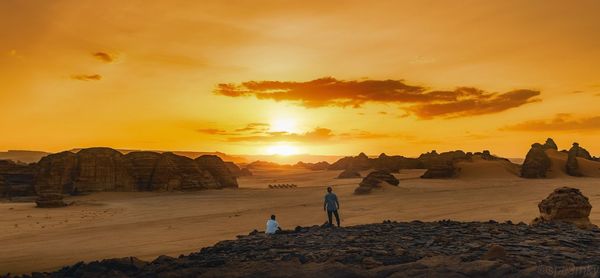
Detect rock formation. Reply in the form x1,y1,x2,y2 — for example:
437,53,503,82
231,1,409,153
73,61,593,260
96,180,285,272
239,168,252,176
420,158,456,179
520,143,551,178
337,169,361,179
224,162,253,177
0,159,37,198
195,155,238,188
354,170,399,194
31,220,600,277
543,138,558,150
566,143,583,177
329,152,423,172
35,192,67,208
531,187,595,229
33,148,238,194
328,152,372,171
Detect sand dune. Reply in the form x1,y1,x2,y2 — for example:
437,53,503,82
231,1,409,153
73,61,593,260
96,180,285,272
455,156,520,179
545,149,600,178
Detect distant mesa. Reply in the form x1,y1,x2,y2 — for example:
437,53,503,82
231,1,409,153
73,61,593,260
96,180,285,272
531,187,596,229
354,170,399,194
0,147,240,201
0,150,50,164
225,162,253,177
329,152,423,173
244,160,331,171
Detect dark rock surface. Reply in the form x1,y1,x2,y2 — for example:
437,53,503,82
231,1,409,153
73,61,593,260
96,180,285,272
531,187,595,229
521,143,551,178
16,220,600,278
32,148,238,195
419,150,469,179
354,171,399,194
0,160,37,198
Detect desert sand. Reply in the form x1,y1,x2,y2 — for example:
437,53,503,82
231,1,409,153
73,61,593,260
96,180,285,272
2,162,600,274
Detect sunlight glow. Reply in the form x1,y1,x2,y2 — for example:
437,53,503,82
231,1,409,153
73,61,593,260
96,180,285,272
270,118,297,133
266,144,300,156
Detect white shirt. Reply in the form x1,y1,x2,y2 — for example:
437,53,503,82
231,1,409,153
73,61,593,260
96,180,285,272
266,219,279,234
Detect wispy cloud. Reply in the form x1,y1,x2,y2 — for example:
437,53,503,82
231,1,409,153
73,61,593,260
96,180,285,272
92,51,117,63
71,74,102,81
502,113,600,131
215,77,541,119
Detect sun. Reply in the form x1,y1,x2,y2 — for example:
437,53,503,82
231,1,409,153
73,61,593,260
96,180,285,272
266,144,299,156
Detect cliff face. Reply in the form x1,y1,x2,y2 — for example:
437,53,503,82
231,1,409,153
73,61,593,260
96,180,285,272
0,160,37,197
33,148,237,194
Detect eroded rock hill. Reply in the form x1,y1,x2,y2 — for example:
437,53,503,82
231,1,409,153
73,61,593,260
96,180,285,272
16,220,600,278
3,147,238,196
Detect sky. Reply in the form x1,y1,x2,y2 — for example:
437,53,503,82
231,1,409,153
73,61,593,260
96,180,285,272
1,0,599,158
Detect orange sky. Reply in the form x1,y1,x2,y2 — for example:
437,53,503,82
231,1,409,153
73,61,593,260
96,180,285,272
1,0,599,158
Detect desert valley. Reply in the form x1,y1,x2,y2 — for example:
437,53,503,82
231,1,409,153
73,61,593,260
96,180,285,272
1,138,600,276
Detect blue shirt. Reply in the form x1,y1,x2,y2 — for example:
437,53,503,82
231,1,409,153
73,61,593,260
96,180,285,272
324,192,339,211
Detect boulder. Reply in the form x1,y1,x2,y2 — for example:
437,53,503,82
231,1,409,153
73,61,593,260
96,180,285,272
520,143,551,178
36,192,67,208
531,187,596,229
566,143,583,177
354,170,399,194
337,169,361,179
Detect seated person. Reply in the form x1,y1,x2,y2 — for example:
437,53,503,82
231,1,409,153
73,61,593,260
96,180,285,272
265,214,282,235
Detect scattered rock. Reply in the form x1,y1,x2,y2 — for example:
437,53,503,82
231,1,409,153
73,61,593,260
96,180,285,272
35,192,67,208
354,170,399,194
531,187,596,229
337,169,361,179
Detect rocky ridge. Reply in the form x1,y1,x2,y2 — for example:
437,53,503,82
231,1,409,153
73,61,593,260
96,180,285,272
15,220,600,278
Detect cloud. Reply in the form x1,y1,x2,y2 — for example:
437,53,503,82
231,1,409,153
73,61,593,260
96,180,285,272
71,74,102,81
502,114,600,131
197,128,236,135
234,123,270,132
227,127,334,143
92,51,117,63
408,89,541,119
215,77,540,118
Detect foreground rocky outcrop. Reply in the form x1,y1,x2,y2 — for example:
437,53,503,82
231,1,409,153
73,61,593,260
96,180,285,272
531,187,596,229
354,170,399,194
33,148,238,195
16,220,600,278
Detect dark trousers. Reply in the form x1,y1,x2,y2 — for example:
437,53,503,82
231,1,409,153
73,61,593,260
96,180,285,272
327,210,340,227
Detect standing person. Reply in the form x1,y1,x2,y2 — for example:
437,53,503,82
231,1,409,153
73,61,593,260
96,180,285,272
323,186,340,227
265,214,282,235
